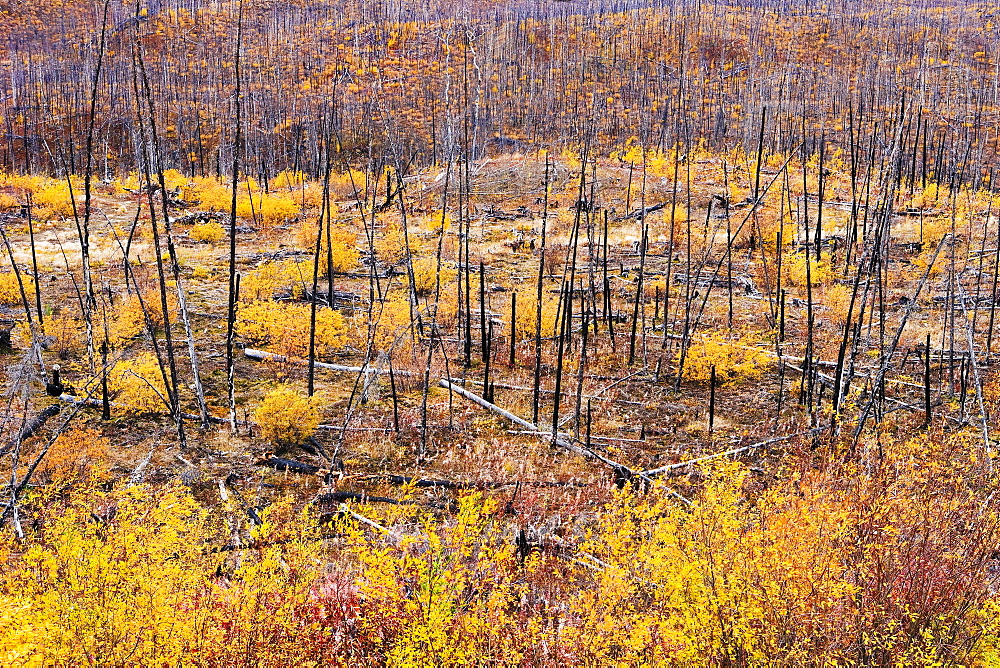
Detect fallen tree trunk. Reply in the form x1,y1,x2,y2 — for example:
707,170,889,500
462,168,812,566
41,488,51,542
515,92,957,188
257,456,321,474
438,379,638,484
359,474,589,489
315,491,418,506
244,348,418,376
639,427,829,477
0,404,60,456
58,393,236,425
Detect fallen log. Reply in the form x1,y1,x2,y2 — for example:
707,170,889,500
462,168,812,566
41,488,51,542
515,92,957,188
245,348,419,376
257,456,321,475
639,427,830,477
58,393,236,426
0,404,60,456
316,491,419,506
438,378,639,485
359,474,589,489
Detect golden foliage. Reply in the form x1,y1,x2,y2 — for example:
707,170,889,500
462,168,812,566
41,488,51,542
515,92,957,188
411,257,455,296
239,259,314,302
823,283,854,324
328,227,361,272
188,220,225,242
237,192,299,228
107,352,168,414
35,427,110,487
513,288,560,340
236,300,346,358
254,384,324,446
42,315,84,358
783,252,833,289
364,295,415,353
109,289,177,348
679,331,770,385
375,221,418,266
1,437,998,664
0,272,31,306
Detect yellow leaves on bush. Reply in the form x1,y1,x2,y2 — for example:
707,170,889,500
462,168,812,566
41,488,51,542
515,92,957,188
0,192,17,211
328,227,360,272
186,177,300,227
0,271,31,306
1,484,219,665
42,314,84,358
329,167,368,199
782,252,833,289
411,256,455,296
240,259,314,302
755,210,797,249
188,220,225,242
513,288,559,340
270,169,308,190
423,210,452,233
823,282,854,324
254,384,324,446
375,221,419,266
12,177,78,220
679,331,770,385
349,494,521,665
569,461,856,664
910,182,943,210
236,300,345,358
188,175,231,210
109,289,177,347
366,295,415,353
237,192,299,227
107,352,168,414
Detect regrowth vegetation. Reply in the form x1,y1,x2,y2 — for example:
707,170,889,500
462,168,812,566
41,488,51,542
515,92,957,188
1,0,1000,664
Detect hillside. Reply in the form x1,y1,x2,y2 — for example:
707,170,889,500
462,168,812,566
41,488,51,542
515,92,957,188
2,0,1000,665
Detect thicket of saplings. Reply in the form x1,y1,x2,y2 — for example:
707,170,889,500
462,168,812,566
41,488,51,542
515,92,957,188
1,0,1000,663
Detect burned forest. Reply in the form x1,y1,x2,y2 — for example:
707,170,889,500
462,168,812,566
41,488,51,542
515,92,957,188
2,0,1000,664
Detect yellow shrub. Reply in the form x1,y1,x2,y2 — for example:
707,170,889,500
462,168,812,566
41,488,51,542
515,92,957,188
240,259,315,302
108,352,169,414
270,169,308,191
329,168,368,199
328,227,360,272
109,289,177,347
679,331,770,385
43,315,84,358
755,211,797,249
0,483,330,665
513,288,560,340
236,300,345,358
0,271,31,306
911,182,943,209
189,220,225,243
824,283,854,324
783,253,833,289
375,221,421,266
367,295,415,353
237,192,299,227
411,257,456,296
919,214,953,243
254,384,324,446
188,176,231,210
297,226,360,272
31,180,77,219
159,168,190,192
424,211,452,233
0,193,17,211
